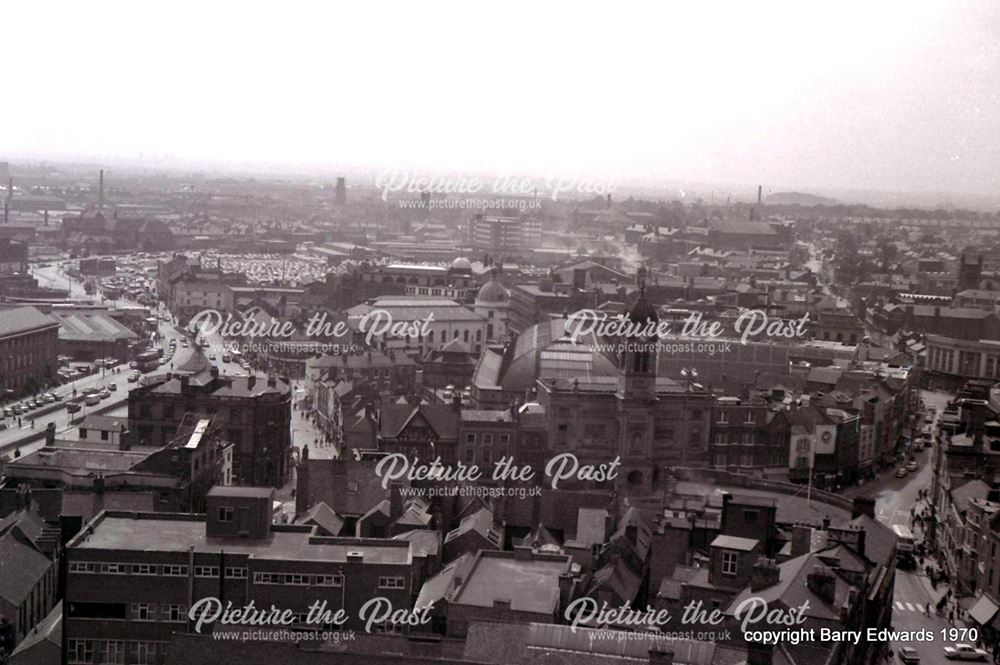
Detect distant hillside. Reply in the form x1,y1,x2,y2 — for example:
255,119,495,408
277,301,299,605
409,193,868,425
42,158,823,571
765,191,838,206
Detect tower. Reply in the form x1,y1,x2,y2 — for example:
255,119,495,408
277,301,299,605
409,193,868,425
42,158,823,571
99,169,104,211
616,266,659,493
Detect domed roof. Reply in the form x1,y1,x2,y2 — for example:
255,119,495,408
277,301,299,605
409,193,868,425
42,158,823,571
451,257,472,271
476,278,509,303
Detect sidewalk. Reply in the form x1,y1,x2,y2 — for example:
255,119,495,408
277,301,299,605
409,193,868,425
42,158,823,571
908,497,972,626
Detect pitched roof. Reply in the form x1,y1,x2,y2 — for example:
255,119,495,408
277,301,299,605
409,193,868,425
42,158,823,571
294,501,344,536
0,530,50,605
0,306,57,338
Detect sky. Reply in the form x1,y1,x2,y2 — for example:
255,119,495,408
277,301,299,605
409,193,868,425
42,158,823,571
3,1,999,197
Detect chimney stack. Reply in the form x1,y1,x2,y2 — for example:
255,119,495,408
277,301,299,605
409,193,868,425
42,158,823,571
6,176,11,201
99,170,105,210
757,185,762,206
750,557,781,591
44,422,56,447
3,202,7,225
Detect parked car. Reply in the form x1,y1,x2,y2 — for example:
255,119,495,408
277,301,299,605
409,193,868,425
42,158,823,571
127,371,140,383
84,394,100,406
66,402,82,413
107,383,117,392
895,467,908,478
906,460,918,472
98,389,111,399
944,644,989,660
898,646,920,663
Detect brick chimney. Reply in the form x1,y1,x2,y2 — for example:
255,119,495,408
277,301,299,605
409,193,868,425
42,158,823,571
806,567,836,604
44,422,56,447
791,524,813,557
851,496,875,520
750,557,781,591
747,642,773,665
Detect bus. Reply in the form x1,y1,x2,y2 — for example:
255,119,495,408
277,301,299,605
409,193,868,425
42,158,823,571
892,524,916,568
136,350,161,373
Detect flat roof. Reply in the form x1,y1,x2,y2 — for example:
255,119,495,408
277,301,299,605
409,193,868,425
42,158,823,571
711,535,759,551
453,551,569,614
72,514,412,564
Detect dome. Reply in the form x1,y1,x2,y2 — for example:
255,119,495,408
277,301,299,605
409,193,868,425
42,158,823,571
476,278,509,303
451,257,472,271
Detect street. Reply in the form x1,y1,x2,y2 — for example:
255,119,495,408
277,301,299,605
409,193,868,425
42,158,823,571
843,389,968,664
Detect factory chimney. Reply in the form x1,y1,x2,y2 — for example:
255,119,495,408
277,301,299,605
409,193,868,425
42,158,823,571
6,176,11,201
757,185,762,206
99,170,105,210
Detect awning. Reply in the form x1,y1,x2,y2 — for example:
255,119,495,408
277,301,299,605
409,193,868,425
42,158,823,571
969,594,999,626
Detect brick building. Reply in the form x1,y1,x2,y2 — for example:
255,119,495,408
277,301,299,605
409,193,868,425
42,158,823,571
0,306,59,397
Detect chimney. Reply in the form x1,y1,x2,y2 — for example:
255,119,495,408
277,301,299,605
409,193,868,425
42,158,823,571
210,366,220,379
822,515,831,530
606,193,611,209
648,647,674,665
389,481,404,520
806,567,836,604
267,376,277,388
2,202,7,225
6,176,11,201
855,527,866,559
452,392,462,411
558,572,574,611
180,375,190,391
99,169,104,210
747,642,774,665
44,422,56,447
791,524,813,557
851,496,875,520
750,557,781,591
247,375,256,390
757,185,762,206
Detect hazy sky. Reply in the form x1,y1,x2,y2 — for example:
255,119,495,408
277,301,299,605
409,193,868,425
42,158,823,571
4,1,999,195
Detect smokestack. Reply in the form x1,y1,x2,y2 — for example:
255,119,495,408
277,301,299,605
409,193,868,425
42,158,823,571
606,193,611,209
99,170,105,210
6,176,11,201
757,185,762,206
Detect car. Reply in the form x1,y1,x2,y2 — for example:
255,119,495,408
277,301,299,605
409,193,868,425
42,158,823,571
209,353,217,361
897,646,920,664
127,371,140,383
907,460,918,472
66,402,82,413
896,467,908,478
129,361,138,369
50,393,62,401
2,408,12,418
41,394,54,404
107,383,117,392
98,389,111,399
12,405,23,415
944,643,988,660
84,394,101,406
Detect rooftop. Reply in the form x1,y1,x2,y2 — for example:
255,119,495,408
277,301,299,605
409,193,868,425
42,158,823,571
70,512,412,564
451,550,571,615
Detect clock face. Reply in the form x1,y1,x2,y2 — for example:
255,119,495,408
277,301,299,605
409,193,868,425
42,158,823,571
821,431,832,442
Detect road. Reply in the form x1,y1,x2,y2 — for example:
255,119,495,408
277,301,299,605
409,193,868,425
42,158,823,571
853,389,969,664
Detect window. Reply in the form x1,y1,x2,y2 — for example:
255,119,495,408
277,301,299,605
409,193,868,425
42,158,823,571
226,567,248,579
166,605,185,622
103,563,127,575
101,430,109,441
743,509,759,524
163,565,187,576
315,574,343,587
133,604,153,621
466,433,476,444
195,566,219,578
218,506,234,522
378,576,405,589
483,433,494,445
69,640,95,665
722,551,738,576
132,564,157,576
717,411,728,424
